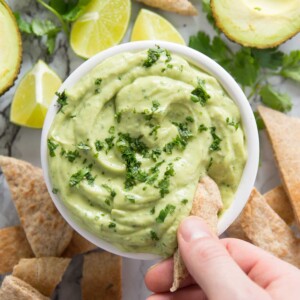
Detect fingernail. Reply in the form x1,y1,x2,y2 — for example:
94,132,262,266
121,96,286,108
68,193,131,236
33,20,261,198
179,216,211,243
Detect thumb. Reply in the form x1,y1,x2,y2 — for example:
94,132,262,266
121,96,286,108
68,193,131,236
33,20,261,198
178,216,268,300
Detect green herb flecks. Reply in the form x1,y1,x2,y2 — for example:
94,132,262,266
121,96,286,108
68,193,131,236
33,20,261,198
156,163,175,197
115,111,122,123
77,142,91,151
186,116,194,123
55,91,68,113
52,188,59,194
181,199,188,205
102,184,116,206
226,118,239,130
150,207,155,215
191,81,210,106
64,150,80,162
95,140,104,151
198,124,208,132
156,204,176,223
108,222,116,229
125,195,135,203
150,230,159,241
143,45,172,68
48,138,58,157
207,157,214,171
69,167,95,187
209,127,222,152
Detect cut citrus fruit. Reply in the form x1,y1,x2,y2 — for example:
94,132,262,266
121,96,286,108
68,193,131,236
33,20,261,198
10,60,61,129
0,0,22,95
70,0,131,58
131,9,185,45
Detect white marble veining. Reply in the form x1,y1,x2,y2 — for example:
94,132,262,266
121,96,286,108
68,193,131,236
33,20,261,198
0,0,300,299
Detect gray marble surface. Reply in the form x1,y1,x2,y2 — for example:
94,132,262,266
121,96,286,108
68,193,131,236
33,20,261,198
1,0,300,299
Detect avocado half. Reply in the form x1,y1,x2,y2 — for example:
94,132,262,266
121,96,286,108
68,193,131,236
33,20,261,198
211,0,300,48
0,0,22,95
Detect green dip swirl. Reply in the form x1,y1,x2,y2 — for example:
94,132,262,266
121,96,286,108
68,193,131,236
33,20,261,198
47,47,247,257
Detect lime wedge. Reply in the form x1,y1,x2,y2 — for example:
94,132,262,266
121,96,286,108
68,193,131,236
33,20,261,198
131,9,185,45
10,60,62,129
70,0,131,58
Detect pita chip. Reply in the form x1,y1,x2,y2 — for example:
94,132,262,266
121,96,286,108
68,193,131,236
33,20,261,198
62,231,97,258
171,176,223,292
82,251,122,300
264,185,294,225
12,257,71,297
258,106,300,226
0,275,49,300
0,226,34,274
0,156,73,257
231,188,300,267
136,0,198,15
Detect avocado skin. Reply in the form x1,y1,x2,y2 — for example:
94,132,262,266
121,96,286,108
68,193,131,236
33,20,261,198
0,0,22,96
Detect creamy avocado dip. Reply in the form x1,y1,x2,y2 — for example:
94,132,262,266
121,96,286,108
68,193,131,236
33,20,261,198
47,46,247,257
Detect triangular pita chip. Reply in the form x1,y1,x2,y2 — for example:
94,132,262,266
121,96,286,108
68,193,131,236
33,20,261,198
171,176,223,292
136,0,197,15
82,251,122,300
12,257,71,297
264,185,294,225
0,226,34,274
258,106,300,226
0,156,73,257
228,188,300,267
0,275,49,300
62,231,97,258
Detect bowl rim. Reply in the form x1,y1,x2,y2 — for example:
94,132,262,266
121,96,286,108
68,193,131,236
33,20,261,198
41,40,259,260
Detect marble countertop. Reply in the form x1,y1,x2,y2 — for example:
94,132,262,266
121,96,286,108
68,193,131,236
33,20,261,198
1,1,300,299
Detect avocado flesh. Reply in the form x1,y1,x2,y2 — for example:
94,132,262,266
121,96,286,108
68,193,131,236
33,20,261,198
211,0,300,48
0,0,22,95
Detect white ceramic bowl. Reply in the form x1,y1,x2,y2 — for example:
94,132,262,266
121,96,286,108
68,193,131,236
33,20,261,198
41,41,259,260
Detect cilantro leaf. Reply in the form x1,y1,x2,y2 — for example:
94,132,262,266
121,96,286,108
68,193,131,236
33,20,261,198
14,12,32,34
251,48,284,70
280,50,300,82
61,0,91,22
201,0,219,31
259,85,292,113
156,204,176,223
254,111,265,130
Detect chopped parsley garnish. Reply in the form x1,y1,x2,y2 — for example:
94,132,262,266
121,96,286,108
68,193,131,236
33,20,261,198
143,101,161,121
207,157,213,171
198,124,208,132
156,163,175,197
191,81,210,106
48,138,58,157
104,136,115,152
143,45,171,68
226,118,239,130
64,150,80,162
149,125,160,139
125,195,135,203
156,204,176,223
102,184,116,206
163,122,193,154
95,140,104,151
94,78,102,94
52,188,59,194
209,127,222,151
69,167,95,187
150,148,162,162
109,126,115,134
186,116,194,123
150,230,159,241
108,222,116,229
181,199,188,205
77,142,91,151
56,91,68,113
115,112,122,123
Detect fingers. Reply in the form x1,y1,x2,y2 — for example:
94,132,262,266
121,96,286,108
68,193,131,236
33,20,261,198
178,217,269,300
147,285,206,300
144,258,195,293
221,238,300,288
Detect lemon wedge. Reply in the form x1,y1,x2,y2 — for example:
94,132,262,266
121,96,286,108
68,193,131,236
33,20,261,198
70,0,131,58
10,60,61,129
131,9,185,45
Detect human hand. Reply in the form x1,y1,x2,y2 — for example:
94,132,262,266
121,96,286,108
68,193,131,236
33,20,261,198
145,216,300,300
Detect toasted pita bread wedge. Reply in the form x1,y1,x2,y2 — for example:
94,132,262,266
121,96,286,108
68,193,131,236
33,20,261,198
229,188,300,267
62,231,97,258
136,0,197,15
82,251,122,300
264,185,294,225
12,257,71,297
171,176,223,292
0,156,73,257
0,226,34,274
0,275,49,300
258,106,300,226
